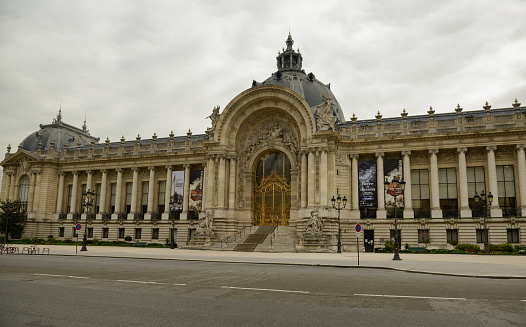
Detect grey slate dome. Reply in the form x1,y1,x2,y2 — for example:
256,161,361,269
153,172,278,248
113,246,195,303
252,33,345,122
20,109,99,152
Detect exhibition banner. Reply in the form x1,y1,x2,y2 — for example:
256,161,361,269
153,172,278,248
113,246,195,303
189,170,204,212
170,171,184,211
384,159,404,208
359,160,377,207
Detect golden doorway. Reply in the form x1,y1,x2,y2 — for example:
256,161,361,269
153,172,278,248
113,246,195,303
254,152,291,226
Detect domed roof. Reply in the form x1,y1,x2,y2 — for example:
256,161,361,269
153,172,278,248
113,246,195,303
252,34,345,123
20,109,99,152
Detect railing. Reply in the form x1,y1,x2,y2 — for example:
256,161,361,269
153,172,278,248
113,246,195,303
442,209,459,218
386,208,403,218
437,119,456,126
360,209,377,219
117,213,127,220
102,213,111,220
72,213,81,220
413,209,431,218
134,213,144,220
494,114,514,122
86,213,96,220
411,121,427,129
384,123,401,130
151,213,161,220
220,226,254,249
169,211,181,220
187,211,199,220
502,208,520,217
58,214,67,220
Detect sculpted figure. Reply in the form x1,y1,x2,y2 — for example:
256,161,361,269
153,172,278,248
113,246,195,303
314,94,337,131
305,209,323,236
196,211,213,236
206,105,221,137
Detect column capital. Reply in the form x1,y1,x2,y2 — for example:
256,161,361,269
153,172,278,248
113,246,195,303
183,163,191,169
131,167,139,172
116,168,123,173
100,169,108,174
486,145,497,152
31,169,42,175
375,151,384,158
516,144,526,151
72,170,79,176
165,165,173,170
401,150,411,157
429,148,439,155
350,153,359,159
457,147,467,153
148,166,156,171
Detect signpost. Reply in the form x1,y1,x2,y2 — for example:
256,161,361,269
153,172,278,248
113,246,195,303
75,224,81,254
355,224,361,266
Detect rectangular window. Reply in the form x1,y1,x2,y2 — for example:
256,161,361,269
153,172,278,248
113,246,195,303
439,168,458,218
389,229,402,249
158,181,166,213
110,183,117,213
467,167,486,217
95,184,101,213
411,169,430,218
102,228,109,239
497,165,516,217
88,228,93,238
135,228,142,240
188,229,196,242
446,229,458,244
152,228,159,240
418,229,430,243
59,227,65,238
476,229,487,243
507,229,519,243
118,228,125,239
67,185,73,213
125,182,133,214
141,181,149,214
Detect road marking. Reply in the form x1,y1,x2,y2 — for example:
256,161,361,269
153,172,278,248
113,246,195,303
173,283,187,286
32,273,89,279
116,279,164,285
221,286,309,294
354,293,466,301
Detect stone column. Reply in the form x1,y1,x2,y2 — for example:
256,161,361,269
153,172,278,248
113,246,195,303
2,172,10,201
376,152,386,218
351,153,359,211
56,172,65,213
217,156,226,209
228,158,237,209
115,168,123,213
147,166,155,213
486,146,502,217
516,144,526,217
130,167,139,214
27,172,36,213
86,170,93,192
320,149,328,206
206,156,216,208
164,165,172,214
429,148,442,218
308,150,315,207
32,171,42,214
402,151,414,218
182,164,190,217
8,173,16,201
301,151,308,208
99,170,108,214
457,147,471,217
70,171,79,214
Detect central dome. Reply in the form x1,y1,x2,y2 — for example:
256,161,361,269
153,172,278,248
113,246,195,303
252,34,345,123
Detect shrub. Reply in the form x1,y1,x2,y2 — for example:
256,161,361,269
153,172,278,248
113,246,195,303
384,240,394,252
124,236,132,242
490,243,514,253
404,243,409,250
449,240,458,247
455,243,481,253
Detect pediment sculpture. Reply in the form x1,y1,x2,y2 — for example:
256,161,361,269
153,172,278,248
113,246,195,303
313,94,337,131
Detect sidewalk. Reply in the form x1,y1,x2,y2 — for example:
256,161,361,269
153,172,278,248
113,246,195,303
23,245,526,279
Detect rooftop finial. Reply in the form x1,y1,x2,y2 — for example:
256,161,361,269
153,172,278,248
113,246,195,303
82,110,88,132
286,32,294,51
56,102,63,123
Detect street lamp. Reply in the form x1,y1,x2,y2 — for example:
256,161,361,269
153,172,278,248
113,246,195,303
384,176,406,261
168,199,178,249
331,194,347,253
81,189,95,251
474,190,493,255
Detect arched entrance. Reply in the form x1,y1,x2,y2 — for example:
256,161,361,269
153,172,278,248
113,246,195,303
253,151,291,226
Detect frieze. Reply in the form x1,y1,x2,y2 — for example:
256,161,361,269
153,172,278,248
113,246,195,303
466,148,485,161
495,147,515,160
411,151,428,163
437,150,456,162
335,154,346,165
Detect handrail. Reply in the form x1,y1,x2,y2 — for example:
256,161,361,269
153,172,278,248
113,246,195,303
220,226,253,249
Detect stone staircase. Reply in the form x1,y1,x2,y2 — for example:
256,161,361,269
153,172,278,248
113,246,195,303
233,226,275,252
259,226,298,252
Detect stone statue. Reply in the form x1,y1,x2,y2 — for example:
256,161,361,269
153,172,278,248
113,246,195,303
313,94,337,131
305,209,323,236
206,105,221,137
196,211,214,236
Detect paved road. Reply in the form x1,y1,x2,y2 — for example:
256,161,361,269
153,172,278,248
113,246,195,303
1,255,525,326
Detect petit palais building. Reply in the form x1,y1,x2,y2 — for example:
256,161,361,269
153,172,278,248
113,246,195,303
2,34,526,252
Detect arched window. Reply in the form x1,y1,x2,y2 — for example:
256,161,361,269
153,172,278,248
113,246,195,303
18,175,30,212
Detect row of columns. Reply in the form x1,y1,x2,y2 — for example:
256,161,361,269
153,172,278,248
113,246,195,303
345,144,526,217
300,148,330,208
3,170,42,211
203,155,236,210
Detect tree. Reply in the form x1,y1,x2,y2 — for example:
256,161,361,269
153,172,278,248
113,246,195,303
0,200,27,244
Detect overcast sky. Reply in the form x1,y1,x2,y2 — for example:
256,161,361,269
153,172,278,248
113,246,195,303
1,0,525,161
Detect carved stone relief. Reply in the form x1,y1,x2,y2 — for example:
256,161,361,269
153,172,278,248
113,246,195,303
495,147,515,160
411,151,429,164
466,148,485,161
438,150,456,163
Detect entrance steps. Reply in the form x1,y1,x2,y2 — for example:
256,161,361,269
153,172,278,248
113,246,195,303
258,226,298,252
233,226,275,252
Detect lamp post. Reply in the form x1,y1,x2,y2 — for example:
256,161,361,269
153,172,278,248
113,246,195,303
168,199,177,249
331,194,347,253
474,190,493,255
384,176,406,261
81,189,95,252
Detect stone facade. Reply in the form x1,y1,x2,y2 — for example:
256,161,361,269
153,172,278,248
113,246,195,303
1,35,526,251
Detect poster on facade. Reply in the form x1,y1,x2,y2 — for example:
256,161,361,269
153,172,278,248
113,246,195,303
189,170,204,212
359,160,377,207
384,159,403,208
171,171,184,211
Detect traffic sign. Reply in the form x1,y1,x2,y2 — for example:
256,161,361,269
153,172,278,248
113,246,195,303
355,224,361,232
75,224,81,230
356,232,361,238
